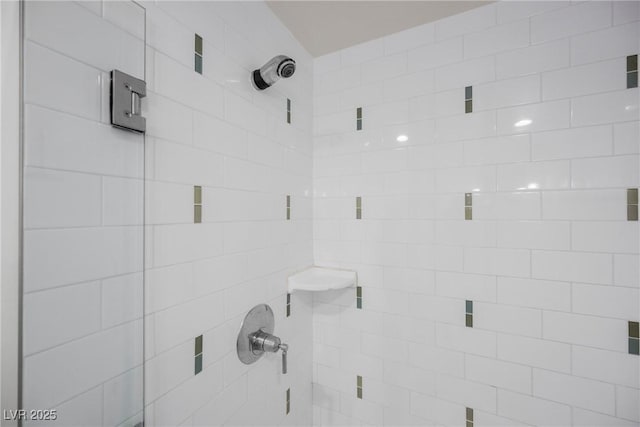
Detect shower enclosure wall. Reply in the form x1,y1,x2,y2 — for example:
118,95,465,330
13,1,640,426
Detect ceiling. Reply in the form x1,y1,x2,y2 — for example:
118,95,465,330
267,1,490,57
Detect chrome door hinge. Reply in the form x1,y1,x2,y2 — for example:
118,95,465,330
110,69,146,133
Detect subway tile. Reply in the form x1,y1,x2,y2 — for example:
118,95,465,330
474,302,542,338
533,368,615,415
497,100,570,135
434,56,495,92
497,221,570,250
614,254,640,287
410,393,466,426
463,134,530,166
437,110,496,142
436,373,497,413
571,155,639,189
530,1,612,44
145,92,193,145
572,22,639,66
573,408,639,427
464,20,529,58
497,389,571,427
473,191,541,221
532,250,612,284
572,222,639,254
23,320,142,409
543,58,626,100
435,166,496,193
497,334,571,373
408,37,464,72
497,277,571,311
464,247,530,278
497,160,570,191
532,125,613,161
572,90,639,127
24,227,143,292
436,272,496,302
573,345,640,388
24,105,143,178
617,386,640,422
26,1,144,77
614,121,640,155
193,111,248,159
465,354,532,394
409,343,464,377
542,190,626,221
102,273,143,329
496,39,569,79
23,168,102,229
543,311,627,352
25,42,102,121
572,283,639,320
474,75,540,111
23,282,101,355
383,69,434,102
436,323,497,358
361,52,407,84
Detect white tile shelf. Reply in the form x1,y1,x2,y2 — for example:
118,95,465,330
287,266,357,293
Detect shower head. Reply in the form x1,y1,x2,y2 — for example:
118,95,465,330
252,55,296,91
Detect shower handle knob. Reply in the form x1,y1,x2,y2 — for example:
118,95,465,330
249,330,289,374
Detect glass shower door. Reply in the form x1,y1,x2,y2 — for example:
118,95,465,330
21,2,145,426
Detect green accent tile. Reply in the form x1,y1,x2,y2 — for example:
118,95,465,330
357,388,363,399
465,193,472,207
628,205,638,221
356,196,362,208
356,286,362,298
194,205,202,223
194,186,202,204
466,314,473,328
287,195,291,207
287,111,291,124
357,375,362,387
195,34,203,55
357,297,362,309
465,100,473,114
286,207,291,220
627,55,638,72
286,388,290,400
287,293,291,304
356,209,362,220
466,407,473,421
628,189,639,205
357,119,362,131
195,335,203,355
195,54,203,74
627,71,638,89
287,98,291,111
465,206,473,221
629,338,639,355
286,304,291,317
466,421,473,427
629,321,639,338
466,300,473,314
195,354,203,375
357,107,362,119
465,86,472,100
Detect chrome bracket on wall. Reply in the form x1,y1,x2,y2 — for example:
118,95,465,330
110,69,146,133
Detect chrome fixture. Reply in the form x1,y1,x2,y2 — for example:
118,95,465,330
237,304,288,374
110,70,146,133
252,55,296,90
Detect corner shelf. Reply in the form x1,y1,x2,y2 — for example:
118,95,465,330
287,266,357,293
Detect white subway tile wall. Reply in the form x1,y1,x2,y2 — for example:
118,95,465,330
22,1,314,426
312,2,639,427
